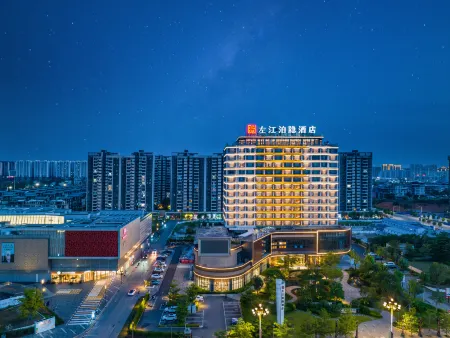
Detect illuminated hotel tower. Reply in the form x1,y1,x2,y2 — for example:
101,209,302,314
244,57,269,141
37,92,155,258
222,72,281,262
223,124,339,227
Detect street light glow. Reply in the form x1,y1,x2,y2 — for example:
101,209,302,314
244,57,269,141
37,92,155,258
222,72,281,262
252,303,269,338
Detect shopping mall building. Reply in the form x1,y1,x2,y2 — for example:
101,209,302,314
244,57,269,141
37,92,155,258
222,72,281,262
0,208,151,283
193,125,351,292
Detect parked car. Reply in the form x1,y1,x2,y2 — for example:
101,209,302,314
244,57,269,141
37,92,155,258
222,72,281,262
231,318,239,325
151,280,161,285
127,289,136,296
195,295,204,302
152,249,158,255
153,267,164,273
156,256,166,262
151,274,163,279
162,313,177,321
164,306,178,313
155,262,167,268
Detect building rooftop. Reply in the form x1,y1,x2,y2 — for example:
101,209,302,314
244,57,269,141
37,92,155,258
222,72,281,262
0,208,148,230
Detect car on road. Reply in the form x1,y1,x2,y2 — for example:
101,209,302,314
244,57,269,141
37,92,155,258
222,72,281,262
151,280,161,285
151,273,163,279
156,256,166,262
154,262,167,268
127,289,136,296
383,261,397,269
153,267,165,273
195,295,204,302
162,313,177,321
164,306,178,313
231,318,239,325
152,249,158,255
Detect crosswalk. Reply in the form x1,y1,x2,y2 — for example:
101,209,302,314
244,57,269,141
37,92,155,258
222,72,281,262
67,281,106,326
56,289,82,295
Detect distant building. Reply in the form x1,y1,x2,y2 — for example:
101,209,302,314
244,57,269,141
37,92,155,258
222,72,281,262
153,155,171,209
205,153,223,212
339,150,372,212
171,150,205,212
123,151,154,211
0,161,15,177
87,150,123,212
382,164,402,171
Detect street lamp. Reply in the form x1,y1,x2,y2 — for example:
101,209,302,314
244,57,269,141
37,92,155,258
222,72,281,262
119,267,125,284
384,298,401,338
252,303,269,338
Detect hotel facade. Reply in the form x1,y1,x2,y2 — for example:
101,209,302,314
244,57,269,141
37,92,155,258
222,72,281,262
193,124,351,292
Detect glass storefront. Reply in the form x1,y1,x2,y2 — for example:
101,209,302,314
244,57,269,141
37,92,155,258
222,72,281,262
50,270,114,283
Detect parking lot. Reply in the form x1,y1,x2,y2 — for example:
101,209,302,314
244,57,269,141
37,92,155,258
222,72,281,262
223,301,242,330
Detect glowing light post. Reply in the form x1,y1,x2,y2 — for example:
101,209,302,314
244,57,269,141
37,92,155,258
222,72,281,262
384,298,401,338
252,303,269,338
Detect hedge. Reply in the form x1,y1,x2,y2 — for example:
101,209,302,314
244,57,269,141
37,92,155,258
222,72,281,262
119,294,149,337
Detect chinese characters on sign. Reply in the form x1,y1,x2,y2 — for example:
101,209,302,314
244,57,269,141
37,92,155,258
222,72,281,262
247,124,317,136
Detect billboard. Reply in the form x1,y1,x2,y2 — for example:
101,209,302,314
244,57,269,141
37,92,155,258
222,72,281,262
199,239,229,255
1,242,14,263
35,317,55,334
65,231,118,257
276,279,285,325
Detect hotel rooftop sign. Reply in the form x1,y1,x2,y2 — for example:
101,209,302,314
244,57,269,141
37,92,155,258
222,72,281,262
246,124,316,136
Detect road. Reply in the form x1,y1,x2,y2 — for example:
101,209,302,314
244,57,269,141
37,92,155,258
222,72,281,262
84,219,178,338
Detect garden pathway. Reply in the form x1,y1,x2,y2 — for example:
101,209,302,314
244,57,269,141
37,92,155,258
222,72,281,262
285,286,299,303
341,270,361,304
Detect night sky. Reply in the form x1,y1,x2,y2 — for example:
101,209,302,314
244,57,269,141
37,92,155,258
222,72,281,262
1,1,449,165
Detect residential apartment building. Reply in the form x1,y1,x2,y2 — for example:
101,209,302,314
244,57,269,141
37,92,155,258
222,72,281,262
205,154,223,212
171,151,206,212
153,155,171,209
123,151,154,211
0,161,15,177
87,150,124,212
339,150,372,212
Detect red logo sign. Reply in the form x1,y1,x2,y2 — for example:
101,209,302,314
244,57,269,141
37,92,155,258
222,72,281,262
246,124,257,136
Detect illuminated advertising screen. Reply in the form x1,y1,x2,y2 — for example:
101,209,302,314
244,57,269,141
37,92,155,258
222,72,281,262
199,239,229,255
1,243,14,263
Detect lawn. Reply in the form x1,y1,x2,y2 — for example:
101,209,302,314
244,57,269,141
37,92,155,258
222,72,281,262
285,311,375,336
410,260,433,273
0,306,43,330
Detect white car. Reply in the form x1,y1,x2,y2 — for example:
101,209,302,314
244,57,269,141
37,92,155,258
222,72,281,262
162,313,177,321
195,295,204,302
127,289,136,296
153,267,164,273
383,262,397,268
164,306,178,313
151,274,163,279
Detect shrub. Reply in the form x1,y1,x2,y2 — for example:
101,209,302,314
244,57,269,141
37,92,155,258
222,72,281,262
285,302,296,313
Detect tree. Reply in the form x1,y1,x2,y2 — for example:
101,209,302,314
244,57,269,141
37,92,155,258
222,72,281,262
429,263,449,287
228,318,256,338
329,281,345,301
168,282,181,305
348,250,361,269
398,257,410,271
321,266,343,280
273,320,294,338
441,312,450,336
214,330,228,338
321,252,340,267
398,308,419,337
298,311,318,337
253,276,264,294
337,310,357,337
20,288,44,321
185,283,200,313
316,309,335,337
407,279,423,300
175,296,189,325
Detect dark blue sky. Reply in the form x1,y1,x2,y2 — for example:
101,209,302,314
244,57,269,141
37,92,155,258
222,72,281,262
1,1,449,165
